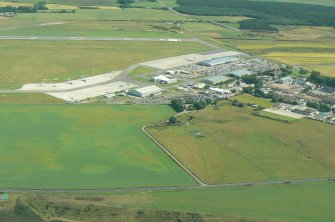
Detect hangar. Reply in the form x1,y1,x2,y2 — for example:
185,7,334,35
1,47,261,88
127,85,162,97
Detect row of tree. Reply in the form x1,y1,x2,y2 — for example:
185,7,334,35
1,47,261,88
308,71,335,88
175,0,335,30
0,1,47,13
170,98,217,112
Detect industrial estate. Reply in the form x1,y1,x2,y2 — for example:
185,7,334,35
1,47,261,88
0,0,335,222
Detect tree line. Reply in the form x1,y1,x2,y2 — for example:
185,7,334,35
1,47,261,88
308,71,335,88
0,1,48,14
175,0,335,31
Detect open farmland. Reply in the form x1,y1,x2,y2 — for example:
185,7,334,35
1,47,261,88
236,41,335,77
102,181,335,222
0,40,210,89
0,104,195,189
0,0,117,6
147,104,335,184
180,17,335,77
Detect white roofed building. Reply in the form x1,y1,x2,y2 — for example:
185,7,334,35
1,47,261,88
127,85,162,97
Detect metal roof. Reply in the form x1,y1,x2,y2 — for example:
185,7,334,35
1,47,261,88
204,75,231,82
132,85,161,94
198,57,239,66
229,69,252,77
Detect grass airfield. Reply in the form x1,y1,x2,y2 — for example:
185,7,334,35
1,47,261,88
0,40,210,89
0,104,195,189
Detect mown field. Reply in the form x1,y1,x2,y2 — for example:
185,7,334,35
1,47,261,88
148,104,335,184
0,104,196,189
232,94,273,108
0,40,210,89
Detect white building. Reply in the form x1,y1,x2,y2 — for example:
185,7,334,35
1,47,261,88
209,87,231,95
127,85,162,97
194,83,206,89
165,70,176,75
152,75,177,84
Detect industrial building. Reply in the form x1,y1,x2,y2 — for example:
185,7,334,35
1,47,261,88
198,57,239,67
152,75,177,84
229,69,252,78
127,85,162,98
203,76,231,85
292,106,317,116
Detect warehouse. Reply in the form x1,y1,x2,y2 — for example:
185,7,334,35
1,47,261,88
229,69,252,78
198,57,239,67
127,85,162,97
203,76,231,85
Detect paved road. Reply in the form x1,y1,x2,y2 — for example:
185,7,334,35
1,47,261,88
0,178,333,193
0,35,197,42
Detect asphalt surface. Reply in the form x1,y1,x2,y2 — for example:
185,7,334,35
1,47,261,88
0,178,333,193
0,36,196,42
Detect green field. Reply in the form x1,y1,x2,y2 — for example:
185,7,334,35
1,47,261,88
0,20,185,38
103,182,335,222
4,8,183,21
0,0,118,6
0,8,187,38
0,40,210,89
232,94,273,108
0,93,64,104
257,110,297,123
0,104,195,189
148,104,335,184
128,66,157,82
